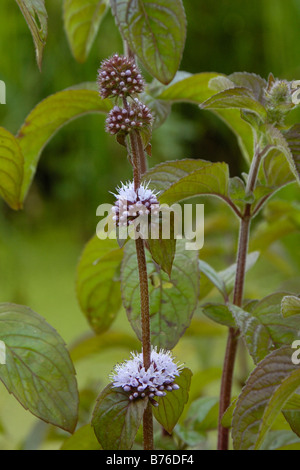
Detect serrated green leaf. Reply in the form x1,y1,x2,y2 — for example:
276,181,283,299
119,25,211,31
232,346,300,450
230,293,300,364
147,236,176,277
16,86,111,202
153,368,192,434
110,0,186,84
76,236,123,335
260,430,300,450
61,424,102,450
198,260,227,300
221,398,238,429
0,303,78,433
92,383,148,450
265,124,300,186
185,396,219,432
227,72,267,102
0,127,24,210
202,303,236,328
16,0,48,70
284,124,300,182
219,251,260,295
201,87,267,119
282,296,300,318
121,239,199,349
64,0,109,62
154,72,254,163
145,159,230,208
157,72,221,103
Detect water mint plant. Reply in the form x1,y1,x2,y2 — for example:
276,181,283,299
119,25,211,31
0,0,300,452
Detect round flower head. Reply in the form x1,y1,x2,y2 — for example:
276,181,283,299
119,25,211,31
98,54,145,99
105,99,153,136
110,348,183,403
111,181,160,227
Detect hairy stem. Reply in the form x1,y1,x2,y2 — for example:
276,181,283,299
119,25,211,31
217,145,264,450
130,128,153,450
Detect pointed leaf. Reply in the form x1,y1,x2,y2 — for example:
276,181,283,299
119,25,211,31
92,383,148,450
230,293,300,364
110,0,186,84
0,127,24,210
76,236,123,335
16,0,48,70
16,86,111,201
201,87,267,119
64,0,109,62
232,346,300,450
282,296,300,318
0,303,79,433
145,159,230,207
153,368,192,433
61,424,102,450
202,303,236,328
121,239,199,349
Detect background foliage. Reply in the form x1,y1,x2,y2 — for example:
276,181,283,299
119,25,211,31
0,0,299,449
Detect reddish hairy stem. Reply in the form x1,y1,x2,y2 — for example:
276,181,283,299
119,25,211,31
218,145,264,450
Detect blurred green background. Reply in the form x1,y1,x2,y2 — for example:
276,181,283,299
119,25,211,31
0,0,299,449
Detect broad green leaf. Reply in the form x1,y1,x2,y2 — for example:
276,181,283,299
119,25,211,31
265,125,300,185
16,0,48,70
226,72,267,102
64,0,109,63
156,72,221,103
70,332,139,362
230,293,300,364
121,239,199,349
61,424,102,450
154,72,254,163
146,159,230,208
263,148,296,189
232,346,300,450
218,251,260,295
250,201,300,252
141,91,171,130
110,0,186,84
16,86,111,201
92,383,148,450
147,236,176,277
0,303,78,433
174,424,205,447
282,296,300,318
260,430,300,451
201,87,267,119
0,127,24,210
198,260,227,300
221,398,238,429
185,396,219,432
283,411,300,439
76,236,123,335
284,124,300,182
202,303,236,329
153,368,192,434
